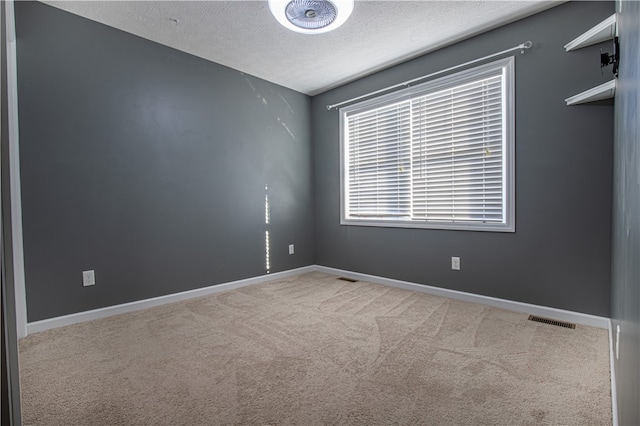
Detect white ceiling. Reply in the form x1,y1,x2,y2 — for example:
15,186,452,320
41,1,561,95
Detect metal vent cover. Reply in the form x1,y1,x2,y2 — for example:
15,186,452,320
285,0,337,30
528,315,576,329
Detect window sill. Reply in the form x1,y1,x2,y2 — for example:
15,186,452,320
340,218,515,233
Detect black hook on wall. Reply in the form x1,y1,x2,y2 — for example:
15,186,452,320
600,37,619,77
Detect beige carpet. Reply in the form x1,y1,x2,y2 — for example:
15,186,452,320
19,272,611,425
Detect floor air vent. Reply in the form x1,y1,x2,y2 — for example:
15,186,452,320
528,315,576,329
337,277,358,283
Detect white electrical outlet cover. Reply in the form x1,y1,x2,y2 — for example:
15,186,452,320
451,257,460,270
82,270,95,286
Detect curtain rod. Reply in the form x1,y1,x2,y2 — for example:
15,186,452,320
326,40,533,111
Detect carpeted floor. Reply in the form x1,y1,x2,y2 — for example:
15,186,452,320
19,272,611,425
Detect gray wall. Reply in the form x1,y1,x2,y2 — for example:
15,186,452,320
611,1,640,424
14,2,618,321
312,1,614,316
16,2,314,322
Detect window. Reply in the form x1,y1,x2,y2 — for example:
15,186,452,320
340,57,515,232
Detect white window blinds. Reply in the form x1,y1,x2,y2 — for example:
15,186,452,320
342,57,514,232
347,101,411,218
411,74,504,223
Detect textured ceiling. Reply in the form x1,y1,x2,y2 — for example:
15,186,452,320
41,1,561,95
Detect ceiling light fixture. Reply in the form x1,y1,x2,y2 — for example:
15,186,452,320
268,0,354,34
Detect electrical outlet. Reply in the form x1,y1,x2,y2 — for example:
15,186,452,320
289,244,295,255
82,270,95,287
451,257,460,271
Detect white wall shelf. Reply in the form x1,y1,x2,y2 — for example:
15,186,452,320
565,79,616,105
565,14,617,105
564,14,617,51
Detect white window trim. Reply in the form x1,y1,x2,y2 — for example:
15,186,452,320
340,57,515,232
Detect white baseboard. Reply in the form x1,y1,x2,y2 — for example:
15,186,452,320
313,265,610,329
609,319,619,426
26,264,610,335
26,266,316,335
